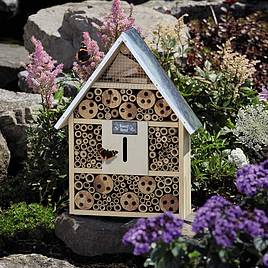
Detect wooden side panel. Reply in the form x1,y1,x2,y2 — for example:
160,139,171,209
68,113,75,214
179,121,192,219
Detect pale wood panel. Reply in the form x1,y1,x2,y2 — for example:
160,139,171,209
71,209,181,218
179,121,192,219
93,82,157,90
102,120,148,175
73,119,103,125
148,171,180,177
69,113,75,214
148,121,179,128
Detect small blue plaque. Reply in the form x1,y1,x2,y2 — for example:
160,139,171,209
112,121,138,135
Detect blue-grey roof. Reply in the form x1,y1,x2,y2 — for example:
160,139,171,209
55,28,202,134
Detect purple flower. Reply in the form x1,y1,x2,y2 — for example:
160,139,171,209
25,36,63,108
259,86,268,101
263,252,268,267
99,0,139,49
123,212,183,255
236,160,268,196
73,32,104,81
192,195,268,248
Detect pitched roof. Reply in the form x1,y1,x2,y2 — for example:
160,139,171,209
55,28,202,134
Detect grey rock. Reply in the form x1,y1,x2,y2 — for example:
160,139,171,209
0,254,77,268
0,89,41,170
55,212,134,256
0,131,10,182
0,43,29,88
0,0,19,19
23,0,177,68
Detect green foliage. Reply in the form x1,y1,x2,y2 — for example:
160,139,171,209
0,202,54,238
24,98,69,210
191,128,237,206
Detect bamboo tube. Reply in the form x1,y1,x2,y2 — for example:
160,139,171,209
97,112,104,119
118,175,124,182
168,127,177,136
172,184,178,190
156,143,162,150
126,89,133,95
156,138,162,144
74,149,80,155
148,134,154,140
136,113,143,121
122,94,129,102
80,124,87,132
114,204,122,211
138,204,147,212
155,131,161,138
87,125,93,131
173,190,179,196
148,127,155,134
106,205,112,211
155,189,163,197
75,156,80,161
157,181,165,189
152,114,159,121
161,136,168,143
86,91,94,99
74,130,82,138
74,112,80,118
164,186,172,194
173,166,179,171
138,192,144,198
149,151,156,159
155,176,161,182
137,107,143,113
149,207,153,212
112,174,117,180
129,95,136,102
144,114,151,121
165,177,172,185
89,139,97,147
74,124,80,130
74,145,80,151
114,197,119,204
133,180,138,187
103,200,108,206
104,107,110,113
163,158,169,164
171,157,179,165
96,162,102,169
82,138,89,145
133,187,139,194
119,188,125,194
95,95,101,102
134,176,139,182
74,161,81,167
96,135,102,142
170,113,178,121
107,196,111,202
152,197,159,205
129,184,134,190
86,163,92,169
111,109,119,118
100,205,105,211
94,88,102,95
144,194,150,201
98,103,105,111
96,200,103,206
150,163,157,171
169,144,174,150
160,128,168,136
120,89,126,94
81,144,87,151
114,181,120,187
80,151,87,158
93,204,99,210
80,158,87,165
96,143,102,150
157,161,163,167
146,200,152,207
150,138,156,145
149,144,156,151
82,132,87,139
74,174,81,181
155,205,160,211
121,182,126,188
171,148,179,156
74,181,83,190
151,193,155,198
93,192,101,200
140,198,145,204
114,186,119,192
105,112,112,120
148,108,154,115
111,193,117,199
93,128,100,135
85,174,94,183
156,91,162,98
159,116,163,121
87,133,93,139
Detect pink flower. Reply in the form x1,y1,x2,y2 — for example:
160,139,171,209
99,0,139,49
72,32,104,81
25,36,63,108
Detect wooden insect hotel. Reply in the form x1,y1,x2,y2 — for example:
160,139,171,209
55,28,202,219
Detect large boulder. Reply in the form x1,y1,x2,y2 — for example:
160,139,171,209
0,131,10,182
0,43,29,89
0,0,19,19
0,254,77,268
55,212,133,256
0,89,41,174
23,0,177,69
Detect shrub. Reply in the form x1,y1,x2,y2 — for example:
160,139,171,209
0,202,54,238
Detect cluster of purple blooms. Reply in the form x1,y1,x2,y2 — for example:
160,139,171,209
236,160,268,196
122,212,183,255
192,196,268,248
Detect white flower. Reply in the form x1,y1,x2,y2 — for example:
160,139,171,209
228,148,248,168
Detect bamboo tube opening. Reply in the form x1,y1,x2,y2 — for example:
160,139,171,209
155,189,163,197
94,88,102,95
138,204,147,212
152,114,159,121
129,95,136,102
95,95,102,102
97,112,104,119
74,130,82,138
86,91,94,99
74,181,83,190
126,89,133,95
136,113,143,121
74,124,80,130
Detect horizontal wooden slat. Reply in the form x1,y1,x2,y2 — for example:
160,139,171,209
73,119,103,124
148,171,180,177
148,121,179,128
93,82,157,90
